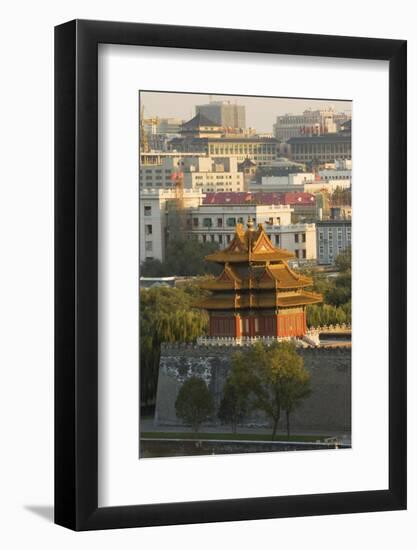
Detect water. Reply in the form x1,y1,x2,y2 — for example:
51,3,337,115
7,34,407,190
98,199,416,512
140,438,349,458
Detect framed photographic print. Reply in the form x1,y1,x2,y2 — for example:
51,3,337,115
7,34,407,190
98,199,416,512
55,19,407,530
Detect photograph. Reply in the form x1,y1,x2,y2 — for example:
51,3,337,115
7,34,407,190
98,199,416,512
0,0,410,542
139,91,352,458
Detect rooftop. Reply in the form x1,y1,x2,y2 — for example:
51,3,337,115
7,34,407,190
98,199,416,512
202,192,316,206
181,113,219,129
169,136,279,144
204,219,295,264
197,290,322,311
287,134,351,144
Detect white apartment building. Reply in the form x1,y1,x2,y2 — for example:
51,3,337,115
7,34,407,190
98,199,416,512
318,169,352,184
186,204,317,260
139,155,244,192
316,220,352,265
273,108,341,142
140,188,204,262
255,172,315,191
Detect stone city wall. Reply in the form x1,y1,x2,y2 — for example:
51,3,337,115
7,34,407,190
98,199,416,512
154,343,351,434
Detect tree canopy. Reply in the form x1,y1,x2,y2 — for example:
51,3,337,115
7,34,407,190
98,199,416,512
334,246,351,273
141,238,221,277
227,342,311,437
303,247,352,327
175,376,214,433
140,284,208,405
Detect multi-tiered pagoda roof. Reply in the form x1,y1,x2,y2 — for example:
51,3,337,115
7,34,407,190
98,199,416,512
197,220,322,312
196,219,321,339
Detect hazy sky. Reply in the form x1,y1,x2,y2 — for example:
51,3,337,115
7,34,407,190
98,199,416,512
140,91,352,134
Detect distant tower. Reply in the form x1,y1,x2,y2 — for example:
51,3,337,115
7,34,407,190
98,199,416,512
196,100,246,129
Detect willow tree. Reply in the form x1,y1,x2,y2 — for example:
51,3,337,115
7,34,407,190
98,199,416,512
140,284,209,405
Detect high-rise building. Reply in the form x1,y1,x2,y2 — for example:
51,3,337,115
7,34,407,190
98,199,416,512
273,107,350,142
316,220,351,265
196,100,246,129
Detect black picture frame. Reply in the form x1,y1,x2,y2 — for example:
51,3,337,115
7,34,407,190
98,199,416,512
55,19,407,531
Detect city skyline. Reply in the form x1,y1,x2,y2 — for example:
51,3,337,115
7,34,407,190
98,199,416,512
140,91,352,134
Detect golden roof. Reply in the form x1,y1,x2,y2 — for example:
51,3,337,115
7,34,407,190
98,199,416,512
197,220,323,312
196,290,322,311
205,221,294,264
200,262,313,291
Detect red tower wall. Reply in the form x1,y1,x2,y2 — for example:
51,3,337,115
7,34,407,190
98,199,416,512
209,316,236,337
208,309,307,338
277,309,306,337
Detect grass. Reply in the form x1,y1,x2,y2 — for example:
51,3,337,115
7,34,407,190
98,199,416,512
141,431,329,443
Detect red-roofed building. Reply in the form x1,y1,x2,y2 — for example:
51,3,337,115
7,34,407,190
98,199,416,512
202,192,316,220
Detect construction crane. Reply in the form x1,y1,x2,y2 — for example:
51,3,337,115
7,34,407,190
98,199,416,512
140,105,161,153
170,170,184,209
140,105,151,153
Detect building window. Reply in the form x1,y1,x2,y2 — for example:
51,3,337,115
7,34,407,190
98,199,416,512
226,234,231,243
145,224,152,235
217,218,223,228
227,217,236,227
237,217,244,224
275,235,280,245
202,235,207,243
302,249,306,259
145,241,153,252
276,217,281,225
302,233,306,243
295,249,299,258
210,235,215,243
294,234,299,243
203,218,212,227
219,235,223,244
144,206,151,216
193,218,199,227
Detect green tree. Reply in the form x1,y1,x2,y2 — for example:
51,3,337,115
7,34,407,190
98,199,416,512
140,284,209,405
141,238,221,277
281,376,311,438
218,375,251,433
140,258,165,277
335,246,351,273
230,342,311,438
175,376,214,433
